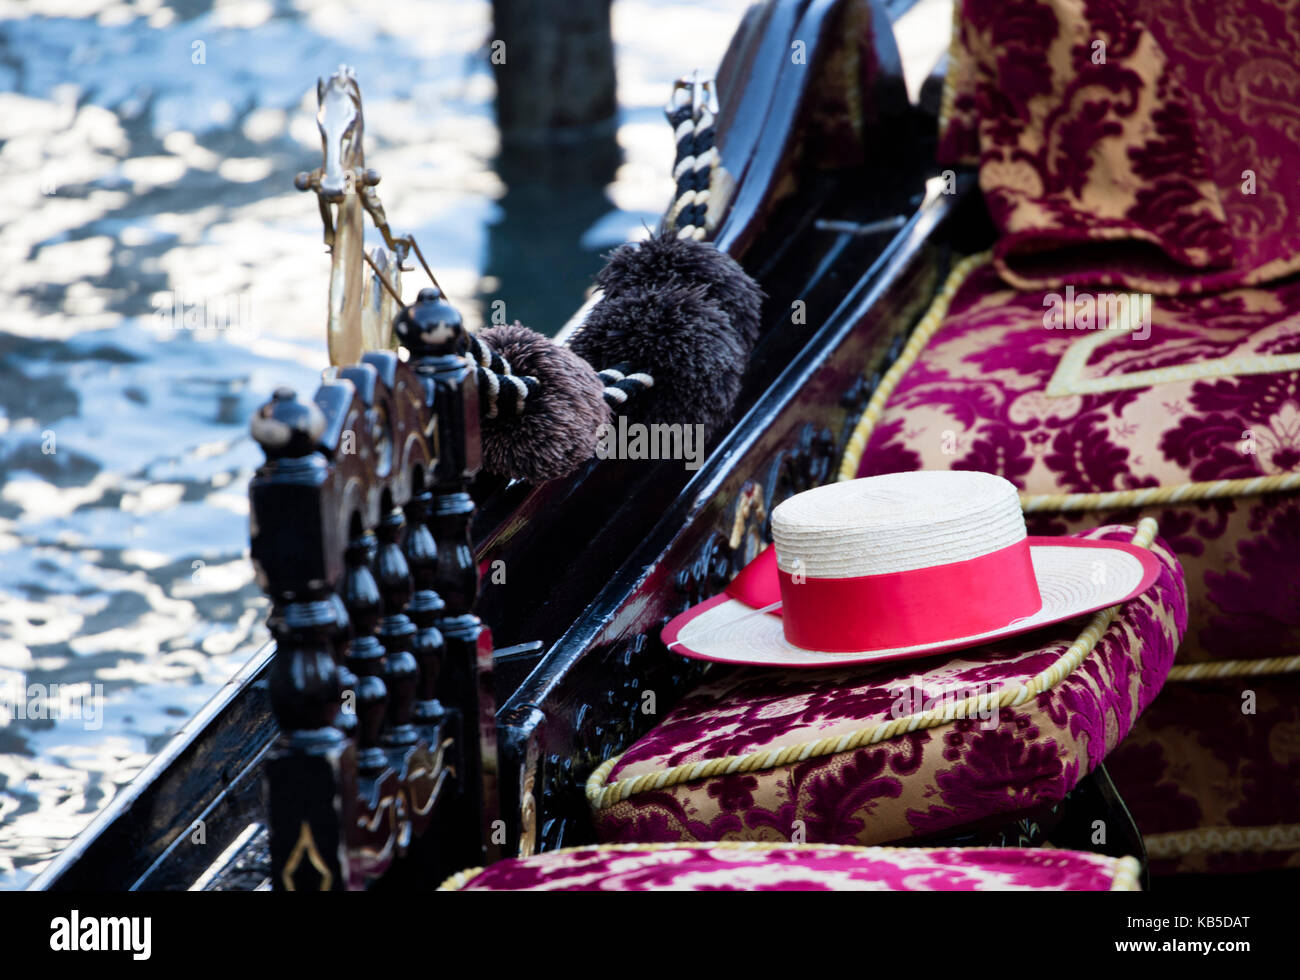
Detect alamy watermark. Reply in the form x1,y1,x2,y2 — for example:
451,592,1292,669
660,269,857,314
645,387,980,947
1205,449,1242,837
153,288,255,337
0,671,104,730
1043,286,1151,341
595,416,706,471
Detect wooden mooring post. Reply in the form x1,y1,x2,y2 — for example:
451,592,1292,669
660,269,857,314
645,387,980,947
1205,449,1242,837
491,0,618,143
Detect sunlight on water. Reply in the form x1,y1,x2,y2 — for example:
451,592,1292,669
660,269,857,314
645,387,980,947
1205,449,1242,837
0,0,749,887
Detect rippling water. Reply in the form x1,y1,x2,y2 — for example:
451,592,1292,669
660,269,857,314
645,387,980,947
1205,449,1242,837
0,0,749,888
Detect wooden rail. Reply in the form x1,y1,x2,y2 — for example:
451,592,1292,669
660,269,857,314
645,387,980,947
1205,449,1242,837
249,290,492,889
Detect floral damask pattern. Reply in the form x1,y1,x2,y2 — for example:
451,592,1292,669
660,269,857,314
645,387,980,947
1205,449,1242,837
1106,674,1300,874
940,0,1300,293
851,261,1300,871
447,843,1139,891
590,528,1184,848
857,263,1300,666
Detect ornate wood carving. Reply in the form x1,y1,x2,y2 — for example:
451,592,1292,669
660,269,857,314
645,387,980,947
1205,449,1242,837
250,288,492,889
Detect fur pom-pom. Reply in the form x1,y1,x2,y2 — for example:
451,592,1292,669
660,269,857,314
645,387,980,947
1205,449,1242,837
477,322,611,484
570,285,744,441
594,232,763,351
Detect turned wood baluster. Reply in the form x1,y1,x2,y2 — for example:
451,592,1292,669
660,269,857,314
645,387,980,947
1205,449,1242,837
341,529,388,776
375,503,442,859
375,507,420,752
402,488,447,730
328,591,358,739
341,522,408,882
250,388,357,891
395,288,498,871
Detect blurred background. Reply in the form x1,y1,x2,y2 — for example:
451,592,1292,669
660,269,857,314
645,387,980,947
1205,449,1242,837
0,0,754,888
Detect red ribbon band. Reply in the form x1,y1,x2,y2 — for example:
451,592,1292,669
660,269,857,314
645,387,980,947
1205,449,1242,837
724,540,1043,652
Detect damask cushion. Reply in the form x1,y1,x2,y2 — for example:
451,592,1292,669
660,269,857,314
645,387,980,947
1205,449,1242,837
587,525,1184,847
854,259,1300,668
440,842,1142,891
1107,672,1300,875
848,256,1300,870
940,0,1300,294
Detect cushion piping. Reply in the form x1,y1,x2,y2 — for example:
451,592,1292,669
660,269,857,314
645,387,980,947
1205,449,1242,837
587,519,1166,810
1144,823,1300,861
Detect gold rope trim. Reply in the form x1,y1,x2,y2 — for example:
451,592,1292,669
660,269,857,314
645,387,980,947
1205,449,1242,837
1144,823,1300,859
438,865,486,891
1109,855,1142,892
1168,655,1300,682
587,518,1160,810
838,251,992,482
1019,474,1300,513
438,840,1142,891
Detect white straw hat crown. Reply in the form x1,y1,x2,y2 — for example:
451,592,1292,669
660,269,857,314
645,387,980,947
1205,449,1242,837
770,470,1027,578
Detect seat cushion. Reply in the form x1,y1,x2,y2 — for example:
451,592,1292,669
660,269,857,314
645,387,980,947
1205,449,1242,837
848,256,1300,869
441,842,1141,891
940,0,1300,294
853,258,1300,670
1106,671,1300,875
587,524,1184,847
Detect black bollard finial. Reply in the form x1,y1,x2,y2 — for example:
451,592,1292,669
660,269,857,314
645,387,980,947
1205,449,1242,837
393,287,466,359
250,387,326,460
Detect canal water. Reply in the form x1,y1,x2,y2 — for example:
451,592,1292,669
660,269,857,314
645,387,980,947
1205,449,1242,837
0,0,750,887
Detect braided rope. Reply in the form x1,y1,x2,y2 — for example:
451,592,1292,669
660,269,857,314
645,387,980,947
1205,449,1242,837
682,83,716,239
1144,823,1300,859
665,76,715,242
469,332,653,416
587,518,1160,811
838,252,991,482
598,363,655,407
437,865,486,890
467,332,538,421
1019,474,1300,512
468,332,511,375
437,840,1144,890
665,80,696,237
1168,655,1300,681
1109,856,1142,891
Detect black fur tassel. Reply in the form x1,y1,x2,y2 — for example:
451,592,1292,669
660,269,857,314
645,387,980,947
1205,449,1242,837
477,322,611,484
593,231,763,350
571,232,764,441
572,284,746,442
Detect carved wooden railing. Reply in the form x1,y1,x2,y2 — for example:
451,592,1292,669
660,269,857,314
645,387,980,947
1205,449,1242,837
249,289,493,889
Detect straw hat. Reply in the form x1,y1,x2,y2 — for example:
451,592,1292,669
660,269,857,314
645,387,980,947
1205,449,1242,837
663,471,1160,668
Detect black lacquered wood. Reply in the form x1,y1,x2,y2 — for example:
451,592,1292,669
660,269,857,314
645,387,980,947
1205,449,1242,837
498,182,979,858
403,490,447,727
242,286,496,888
398,289,498,874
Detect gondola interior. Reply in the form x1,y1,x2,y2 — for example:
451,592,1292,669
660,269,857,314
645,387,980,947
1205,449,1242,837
31,0,1300,893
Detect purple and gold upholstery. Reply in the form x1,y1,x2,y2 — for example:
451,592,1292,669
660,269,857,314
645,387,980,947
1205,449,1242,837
941,0,1300,295
847,259,1300,874
441,842,1141,891
837,0,1300,874
573,0,1285,874
587,525,1184,847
